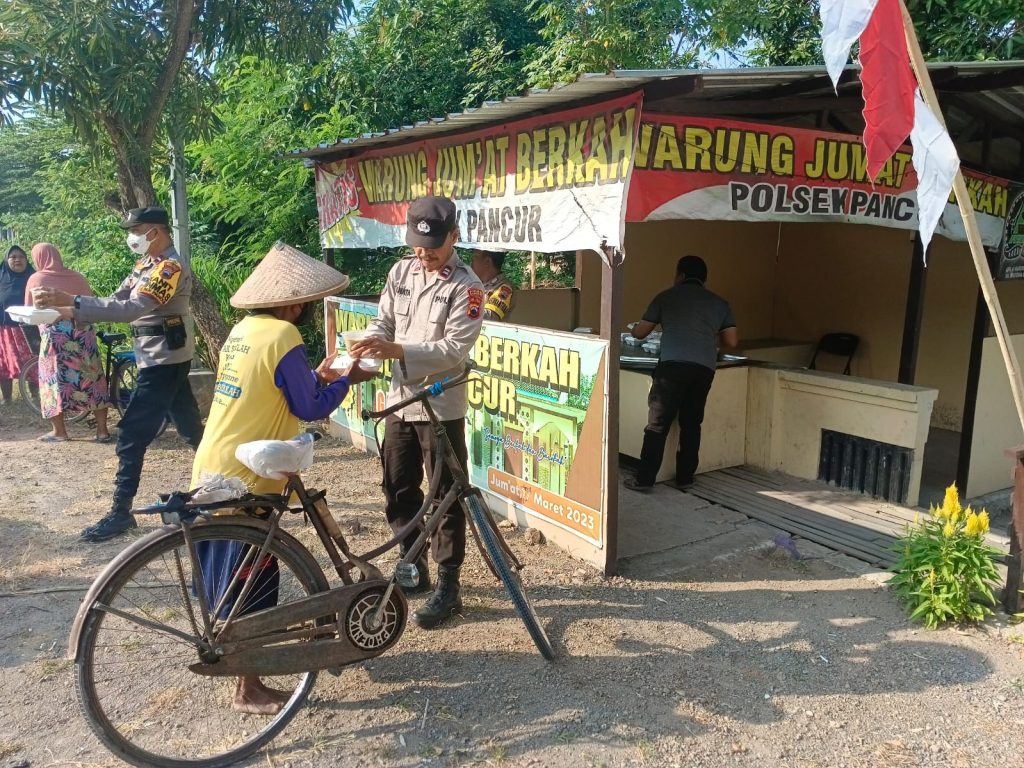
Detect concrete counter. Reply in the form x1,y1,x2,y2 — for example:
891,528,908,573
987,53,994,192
619,363,938,505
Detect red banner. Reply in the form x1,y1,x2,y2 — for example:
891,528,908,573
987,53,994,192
315,92,643,254
627,114,1015,247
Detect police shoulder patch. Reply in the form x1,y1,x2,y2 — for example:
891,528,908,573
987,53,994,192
466,287,483,319
137,259,183,305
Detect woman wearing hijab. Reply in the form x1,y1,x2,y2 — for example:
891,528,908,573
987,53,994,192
0,244,36,404
25,243,111,443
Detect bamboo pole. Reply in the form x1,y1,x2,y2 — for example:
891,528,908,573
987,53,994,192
898,0,1024,436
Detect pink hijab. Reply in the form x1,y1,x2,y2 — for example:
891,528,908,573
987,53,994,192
25,243,93,301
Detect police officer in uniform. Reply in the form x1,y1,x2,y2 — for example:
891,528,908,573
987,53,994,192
471,249,516,322
350,196,484,629
35,206,205,541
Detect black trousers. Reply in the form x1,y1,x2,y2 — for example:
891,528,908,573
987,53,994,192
636,361,715,486
381,416,468,569
114,361,204,505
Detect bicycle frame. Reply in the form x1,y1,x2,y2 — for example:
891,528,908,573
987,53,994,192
68,364,522,678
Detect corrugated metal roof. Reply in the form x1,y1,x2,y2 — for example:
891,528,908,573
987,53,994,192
285,63,1024,177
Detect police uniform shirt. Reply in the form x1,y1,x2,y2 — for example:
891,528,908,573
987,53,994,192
368,251,484,421
74,245,195,368
481,272,516,322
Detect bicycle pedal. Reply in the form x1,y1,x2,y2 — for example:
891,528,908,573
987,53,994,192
395,562,421,589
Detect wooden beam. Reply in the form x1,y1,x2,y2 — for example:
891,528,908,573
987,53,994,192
944,95,1024,146
1006,451,1024,614
650,95,865,117
642,74,703,103
898,234,927,385
957,282,990,492
600,247,623,576
940,70,1024,92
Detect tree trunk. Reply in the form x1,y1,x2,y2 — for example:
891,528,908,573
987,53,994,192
105,120,230,360
189,280,230,367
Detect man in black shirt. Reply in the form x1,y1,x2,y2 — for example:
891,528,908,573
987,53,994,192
626,255,738,492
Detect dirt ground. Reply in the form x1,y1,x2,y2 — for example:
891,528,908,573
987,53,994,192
2,398,1024,768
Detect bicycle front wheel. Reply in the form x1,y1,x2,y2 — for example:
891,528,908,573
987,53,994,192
464,493,555,660
75,523,329,768
17,355,42,418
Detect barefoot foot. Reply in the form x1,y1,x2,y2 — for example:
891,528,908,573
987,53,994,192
232,676,292,715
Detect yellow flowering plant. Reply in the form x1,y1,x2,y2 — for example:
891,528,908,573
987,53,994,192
890,484,1002,629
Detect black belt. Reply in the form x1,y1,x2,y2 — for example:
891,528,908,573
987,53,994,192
131,321,176,337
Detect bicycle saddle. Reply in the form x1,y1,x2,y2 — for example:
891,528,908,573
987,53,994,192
99,331,127,345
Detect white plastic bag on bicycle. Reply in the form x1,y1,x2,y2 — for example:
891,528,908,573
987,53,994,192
235,433,315,479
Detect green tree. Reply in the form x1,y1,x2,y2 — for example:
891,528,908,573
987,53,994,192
710,0,1023,66
0,0,354,354
186,56,364,265
525,0,701,86
328,0,544,133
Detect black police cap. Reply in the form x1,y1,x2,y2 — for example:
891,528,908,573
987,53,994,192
119,206,170,229
405,196,457,248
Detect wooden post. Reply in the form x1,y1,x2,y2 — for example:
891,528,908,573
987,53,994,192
600,247,623,576
1006,449,1024,614
530,251,537,289
897,233,927,385
899,0,1024,437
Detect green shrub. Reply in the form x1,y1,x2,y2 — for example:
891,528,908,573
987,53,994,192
890,484,1002,628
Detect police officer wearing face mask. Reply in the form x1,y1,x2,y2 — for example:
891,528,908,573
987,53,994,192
34,206,205,541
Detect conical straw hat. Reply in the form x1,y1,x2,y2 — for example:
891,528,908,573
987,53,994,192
231,242,350,309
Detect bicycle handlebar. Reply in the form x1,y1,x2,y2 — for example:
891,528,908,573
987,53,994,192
361,362,475,421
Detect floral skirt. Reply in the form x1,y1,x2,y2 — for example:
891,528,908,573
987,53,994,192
0,325,32,383
37,319,109,418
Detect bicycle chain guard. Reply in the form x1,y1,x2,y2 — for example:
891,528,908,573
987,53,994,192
189,579,407,677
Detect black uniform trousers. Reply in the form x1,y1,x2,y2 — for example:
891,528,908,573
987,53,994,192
636,361,715,487
382,416,468,569
114,360,204,506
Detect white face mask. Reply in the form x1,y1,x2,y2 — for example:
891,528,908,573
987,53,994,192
126,228,156,255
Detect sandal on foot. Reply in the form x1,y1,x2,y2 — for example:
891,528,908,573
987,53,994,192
94,434,114,444
37,434,69,443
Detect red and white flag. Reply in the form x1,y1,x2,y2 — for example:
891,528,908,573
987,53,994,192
819,0,960,251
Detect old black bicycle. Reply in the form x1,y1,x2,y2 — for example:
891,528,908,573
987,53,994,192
68,364,553,768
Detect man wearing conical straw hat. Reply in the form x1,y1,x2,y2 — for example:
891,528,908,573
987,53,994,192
191,241,373,715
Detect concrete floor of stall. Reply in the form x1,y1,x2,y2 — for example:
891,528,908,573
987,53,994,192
612,473,882,581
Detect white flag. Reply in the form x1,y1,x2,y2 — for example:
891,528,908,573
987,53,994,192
910,90,960,256
819,0,880,90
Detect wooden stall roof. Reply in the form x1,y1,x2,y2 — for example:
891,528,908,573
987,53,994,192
286,63,1024,180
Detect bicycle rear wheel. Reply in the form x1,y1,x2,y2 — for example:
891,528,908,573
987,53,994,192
75,523,329,768
111,359,168,437
464,493,555,660
17,355,89,424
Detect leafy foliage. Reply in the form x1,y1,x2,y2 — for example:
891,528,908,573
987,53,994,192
525,0,699,87
710,0,1023,67
0,117,133,294
889,484,1003,629
186,56,364,265
327,0,544,132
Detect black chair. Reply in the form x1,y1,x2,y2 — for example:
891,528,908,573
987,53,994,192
808,332,859,375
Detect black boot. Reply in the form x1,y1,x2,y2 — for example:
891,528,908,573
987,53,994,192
398,546,431,594
412,566,462,629
80,499,137,543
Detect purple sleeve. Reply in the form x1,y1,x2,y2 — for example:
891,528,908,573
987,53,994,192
273,344,351,421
